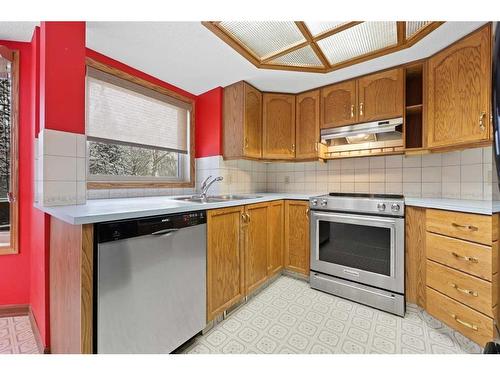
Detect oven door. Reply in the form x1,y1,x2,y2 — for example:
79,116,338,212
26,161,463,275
310,210,404,294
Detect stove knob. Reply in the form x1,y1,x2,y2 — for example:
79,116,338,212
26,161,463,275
320,199,328,207
391,203,401,212
311,199,318,206
377,203,386,211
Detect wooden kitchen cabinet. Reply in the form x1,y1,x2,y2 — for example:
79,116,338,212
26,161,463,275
296,90,320,159
357,68,404,122
284,200,310,275
426,24,491,149
263,93,296,159
207,206,246,321
223,81,263,159
321,80,357,128
267,200,284,277
244,202,269,294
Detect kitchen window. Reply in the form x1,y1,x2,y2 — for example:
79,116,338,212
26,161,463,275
86,59,195,189
0,46,18,255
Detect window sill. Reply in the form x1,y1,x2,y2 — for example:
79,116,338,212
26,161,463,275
87,181,195,190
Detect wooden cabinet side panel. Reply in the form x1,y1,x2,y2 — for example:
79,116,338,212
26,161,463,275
296,90,320,159
207,206,245,321
223,82,244,158
245,203,269,294
284,200,310,275
267,201,284,276
405,206,426,308
262,93,296,159
50,217,86,354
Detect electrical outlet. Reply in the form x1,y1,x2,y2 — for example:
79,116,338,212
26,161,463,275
284,176,290,184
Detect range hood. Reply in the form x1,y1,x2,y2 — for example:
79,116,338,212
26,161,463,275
321,117,404,144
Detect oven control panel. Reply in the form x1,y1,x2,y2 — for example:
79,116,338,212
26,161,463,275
308,194,404,217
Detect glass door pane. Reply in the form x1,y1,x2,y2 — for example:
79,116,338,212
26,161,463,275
318,221,391,276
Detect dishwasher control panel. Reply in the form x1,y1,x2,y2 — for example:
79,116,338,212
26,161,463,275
97,211,207,243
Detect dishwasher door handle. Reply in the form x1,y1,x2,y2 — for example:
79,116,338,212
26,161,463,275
151,228,180,236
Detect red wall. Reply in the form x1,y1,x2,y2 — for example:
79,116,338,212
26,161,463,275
39,22,86,134
195,87,223,158
0,41,37,304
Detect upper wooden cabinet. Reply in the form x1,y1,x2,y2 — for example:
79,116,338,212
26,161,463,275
223,81,263,159
263,93,296,159
357,68,404,122
427,25,492,149
321,68,404,129
321,80,357,128
296,90,320,159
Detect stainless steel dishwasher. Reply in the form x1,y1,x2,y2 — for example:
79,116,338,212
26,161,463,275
95,211,206,353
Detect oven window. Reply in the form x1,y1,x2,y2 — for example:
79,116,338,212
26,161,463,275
318,221,391,276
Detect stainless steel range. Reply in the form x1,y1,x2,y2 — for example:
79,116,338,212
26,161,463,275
309,193,405,316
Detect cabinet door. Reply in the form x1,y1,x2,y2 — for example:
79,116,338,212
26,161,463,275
427,25,491,148
321,80,357,128
296,90,320,159
243,83,263,158
267,200,284,277
207,206,245,321
263,93,296,159
244,203,269,294
284,200,310,275
358,68,404,122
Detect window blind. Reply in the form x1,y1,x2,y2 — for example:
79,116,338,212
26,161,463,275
86,67,191,154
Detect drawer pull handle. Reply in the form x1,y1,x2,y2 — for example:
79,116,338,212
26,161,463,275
449,283,478,297
451,314,478,331
451,222,478,231
451,252,478,263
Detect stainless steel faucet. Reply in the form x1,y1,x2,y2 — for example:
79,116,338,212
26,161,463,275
200,176,223,199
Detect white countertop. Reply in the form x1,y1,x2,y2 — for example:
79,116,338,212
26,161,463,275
405,198,492,215
35,193,313,225
36,193,495,225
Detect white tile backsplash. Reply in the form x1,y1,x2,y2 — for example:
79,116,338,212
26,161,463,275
84,146,493,202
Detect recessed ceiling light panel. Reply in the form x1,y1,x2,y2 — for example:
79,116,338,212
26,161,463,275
317,21,398,65
303,21,351,36
268,45,323,67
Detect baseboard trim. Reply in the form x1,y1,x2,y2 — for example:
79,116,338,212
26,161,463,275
0,304,29,317
28,306,49,354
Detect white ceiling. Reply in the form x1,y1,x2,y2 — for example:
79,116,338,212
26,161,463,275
0,21,490,95
0,21,39,42
86,21,488,95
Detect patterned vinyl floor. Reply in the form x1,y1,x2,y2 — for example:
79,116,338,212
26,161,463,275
0,315,40,354
184,275,482,354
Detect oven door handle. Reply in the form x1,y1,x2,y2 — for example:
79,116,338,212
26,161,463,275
310,211,398,226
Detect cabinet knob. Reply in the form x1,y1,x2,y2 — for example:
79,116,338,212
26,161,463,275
359,102,364,117
350,104,354,118
244,137,249,148
291,144,296,153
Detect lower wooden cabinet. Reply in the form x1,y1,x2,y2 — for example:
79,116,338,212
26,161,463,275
284,200,310,276
244,202,270,294
267,200,284,277
207,200,310,320
406,205,499,346
206,206,246,321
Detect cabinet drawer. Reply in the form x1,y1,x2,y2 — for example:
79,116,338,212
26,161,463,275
426,232,493,281
426,287,494,347
426,260,494,316
426,209,492,245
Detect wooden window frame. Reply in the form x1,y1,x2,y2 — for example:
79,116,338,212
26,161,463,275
0,47,19,255
85,57,196,190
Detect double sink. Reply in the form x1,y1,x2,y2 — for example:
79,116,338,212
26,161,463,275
174,194,263,204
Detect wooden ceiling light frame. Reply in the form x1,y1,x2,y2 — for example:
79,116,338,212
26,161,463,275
202,21,444,73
